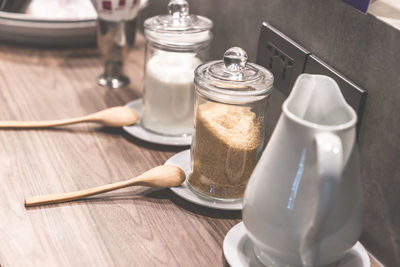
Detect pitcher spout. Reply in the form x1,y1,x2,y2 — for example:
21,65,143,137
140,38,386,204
283,74,357,130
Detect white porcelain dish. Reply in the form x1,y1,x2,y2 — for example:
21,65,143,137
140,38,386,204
0,0,96,46
123,99,192,146
223,222,370,267
165,149,243,210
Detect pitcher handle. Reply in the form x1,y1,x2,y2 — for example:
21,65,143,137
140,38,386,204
300,132,343,267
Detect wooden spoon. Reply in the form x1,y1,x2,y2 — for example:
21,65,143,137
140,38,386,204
0,106,138,128
24,165,185,207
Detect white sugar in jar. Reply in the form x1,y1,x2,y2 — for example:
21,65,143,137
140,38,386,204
141,0,212,136
142,51,201,135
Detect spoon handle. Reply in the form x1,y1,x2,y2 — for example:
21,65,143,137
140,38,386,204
24,176,142,207
0,116,92,128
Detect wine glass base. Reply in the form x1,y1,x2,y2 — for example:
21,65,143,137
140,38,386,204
97,74,130,89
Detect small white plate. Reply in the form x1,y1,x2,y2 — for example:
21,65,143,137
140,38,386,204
0,0,97,46
123,99,192,146
165,149,243,211
223,222,370,267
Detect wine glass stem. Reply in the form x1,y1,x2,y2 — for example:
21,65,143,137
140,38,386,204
104,61,123,77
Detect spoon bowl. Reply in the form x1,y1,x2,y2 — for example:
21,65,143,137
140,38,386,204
92,106,139,127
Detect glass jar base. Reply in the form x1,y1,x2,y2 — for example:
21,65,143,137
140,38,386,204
187,180,243,203
140,121,192,138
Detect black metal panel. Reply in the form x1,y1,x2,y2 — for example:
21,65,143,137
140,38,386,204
256,22,310,96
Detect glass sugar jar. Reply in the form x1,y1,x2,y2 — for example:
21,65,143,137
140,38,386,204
189,47,274,201
142,0,213,136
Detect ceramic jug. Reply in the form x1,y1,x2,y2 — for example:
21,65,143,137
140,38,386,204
243,74,363,267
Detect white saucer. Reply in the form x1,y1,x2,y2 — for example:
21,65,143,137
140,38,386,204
165,149,243,211
123,99,192,146
223,222,370,267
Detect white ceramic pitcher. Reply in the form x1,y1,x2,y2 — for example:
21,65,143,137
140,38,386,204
243,74,363,267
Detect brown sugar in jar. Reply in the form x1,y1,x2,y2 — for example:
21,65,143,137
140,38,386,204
188,102,261,199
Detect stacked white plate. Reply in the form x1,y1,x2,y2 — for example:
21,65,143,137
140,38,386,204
0,0,96,45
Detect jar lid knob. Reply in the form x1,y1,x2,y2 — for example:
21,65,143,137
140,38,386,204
168,0,189,18
223,47,248,73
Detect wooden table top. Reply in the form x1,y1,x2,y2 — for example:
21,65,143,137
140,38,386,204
0,34,240,266
0,34,381,267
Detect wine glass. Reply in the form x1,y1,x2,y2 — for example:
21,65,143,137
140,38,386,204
91,0,145,89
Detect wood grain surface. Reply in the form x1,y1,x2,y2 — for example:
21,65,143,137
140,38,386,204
0,34,240,267
0,34,382,267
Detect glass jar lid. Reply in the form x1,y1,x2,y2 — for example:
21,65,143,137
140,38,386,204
194,47,274,104
144,0,213,48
